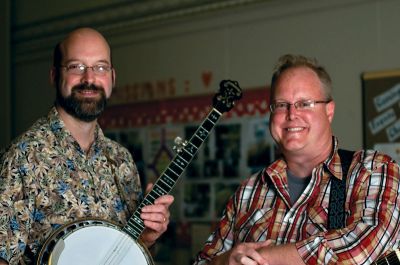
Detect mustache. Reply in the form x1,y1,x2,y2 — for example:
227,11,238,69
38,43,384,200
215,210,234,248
71,83,105,93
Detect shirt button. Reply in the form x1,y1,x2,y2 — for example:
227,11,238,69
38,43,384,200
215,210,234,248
288,217,294,223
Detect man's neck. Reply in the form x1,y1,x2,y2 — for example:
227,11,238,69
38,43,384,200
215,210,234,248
56,106,97,153
283,138,333,178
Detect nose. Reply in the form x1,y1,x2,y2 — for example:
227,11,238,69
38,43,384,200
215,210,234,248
80,67,96,83
286,104,298,120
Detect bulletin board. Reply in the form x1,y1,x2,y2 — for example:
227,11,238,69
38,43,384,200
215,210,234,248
362,69,400,152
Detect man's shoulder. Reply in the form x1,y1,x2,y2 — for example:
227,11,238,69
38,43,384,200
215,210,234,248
352,149,397,170
237,169,268,190
1,116,50,163
102,136,128,151
100,135,133,160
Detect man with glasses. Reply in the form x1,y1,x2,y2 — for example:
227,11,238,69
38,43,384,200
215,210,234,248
194,54,400,264
0,27,173,265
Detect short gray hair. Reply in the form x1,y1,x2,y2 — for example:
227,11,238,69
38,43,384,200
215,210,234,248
270,54,333,100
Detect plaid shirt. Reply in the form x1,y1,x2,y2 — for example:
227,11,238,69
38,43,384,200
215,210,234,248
0,107,142,264
194,137,400,264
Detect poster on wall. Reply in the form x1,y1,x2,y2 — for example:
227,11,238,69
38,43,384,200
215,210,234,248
245,117,278,174
362,69,400,161
145,126,183,183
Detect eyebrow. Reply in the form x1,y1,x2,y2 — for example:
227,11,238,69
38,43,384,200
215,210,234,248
63,59,111,65
273,97,313,102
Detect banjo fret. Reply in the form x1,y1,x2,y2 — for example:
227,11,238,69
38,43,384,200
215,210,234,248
202,118,216,131
127,220,143,233
164,168,179,181
158,178,172,189
153,186,167,196
195,127,208,140
156,179,172,192
188,140,200,153
131,214,144,227
191,135,203,148
143,194,155,204
174,157,188,167
178,148,193,162
156,187,167,195
161,173,177,186
166,166,180,178
170,160,184,172
124,225,141,239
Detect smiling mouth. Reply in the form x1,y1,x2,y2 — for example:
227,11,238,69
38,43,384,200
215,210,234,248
80,89,98,93
286,127,304,132
76,89,101,97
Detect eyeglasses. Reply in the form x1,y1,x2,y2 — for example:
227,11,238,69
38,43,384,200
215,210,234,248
269,99,331,113
60,63,112,76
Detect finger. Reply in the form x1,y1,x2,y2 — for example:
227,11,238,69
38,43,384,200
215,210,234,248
145,183,153,194
237,255,258,265
246,249,268,265
141,201,170,216
142,195,174,214
254,240,273,251
240,241,268,249
259,240,273,248
142,216,168,234
154,194,174,205
144,182,174,206
231,242,269,265
141,210,168,222
143,219,166,230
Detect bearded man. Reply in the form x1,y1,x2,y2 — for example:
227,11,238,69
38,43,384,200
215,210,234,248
0,27,174,265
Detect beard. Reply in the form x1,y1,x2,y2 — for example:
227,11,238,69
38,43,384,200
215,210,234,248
55,83,107,122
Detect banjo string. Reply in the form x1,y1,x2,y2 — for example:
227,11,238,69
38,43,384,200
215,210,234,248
100,232,131,265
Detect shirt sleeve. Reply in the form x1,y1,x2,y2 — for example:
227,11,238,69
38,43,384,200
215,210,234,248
0,144,35,264
296,154,400,264
193,180,247,264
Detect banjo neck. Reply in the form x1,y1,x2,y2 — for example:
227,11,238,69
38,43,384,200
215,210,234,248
122,108,222,240
121,80,242,241
372,248,400,265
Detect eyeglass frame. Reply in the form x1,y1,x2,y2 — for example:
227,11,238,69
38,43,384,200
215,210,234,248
269,99,332,113
59,63,113,76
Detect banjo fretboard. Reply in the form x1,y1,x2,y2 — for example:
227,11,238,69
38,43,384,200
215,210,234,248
123,108,221,240
120,80,242,240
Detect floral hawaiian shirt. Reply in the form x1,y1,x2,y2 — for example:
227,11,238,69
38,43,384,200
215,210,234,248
0,107,142,264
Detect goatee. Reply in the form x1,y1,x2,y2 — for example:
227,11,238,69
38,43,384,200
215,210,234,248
56,83,107,122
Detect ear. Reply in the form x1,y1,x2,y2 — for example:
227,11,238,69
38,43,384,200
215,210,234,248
326,100,335,123
50,67,56,86
111,68,116,87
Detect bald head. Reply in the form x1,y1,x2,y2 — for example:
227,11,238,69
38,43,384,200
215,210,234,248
53,28,112,68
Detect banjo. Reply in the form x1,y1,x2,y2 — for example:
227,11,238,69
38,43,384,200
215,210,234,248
36,80,242,265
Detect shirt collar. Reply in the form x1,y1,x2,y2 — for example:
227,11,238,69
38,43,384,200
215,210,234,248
264,136,344,182
48,106,105,157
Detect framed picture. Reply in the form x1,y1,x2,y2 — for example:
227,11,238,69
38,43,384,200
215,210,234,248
362,69,400,151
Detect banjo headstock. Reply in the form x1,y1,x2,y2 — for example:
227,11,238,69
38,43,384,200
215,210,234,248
213,80,242,113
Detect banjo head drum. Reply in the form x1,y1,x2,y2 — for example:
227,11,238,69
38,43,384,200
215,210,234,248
37,219,154,265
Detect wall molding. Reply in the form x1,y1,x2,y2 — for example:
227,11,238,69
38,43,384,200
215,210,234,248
13,0,268,63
